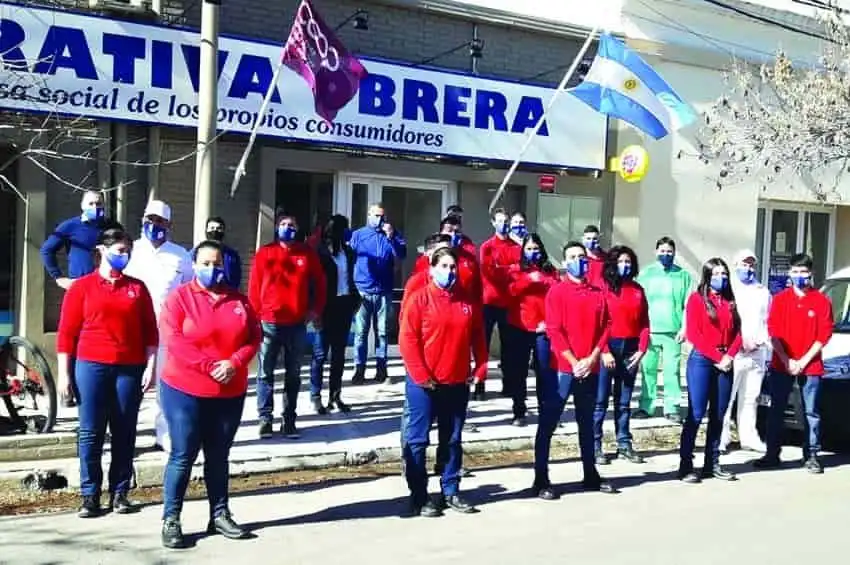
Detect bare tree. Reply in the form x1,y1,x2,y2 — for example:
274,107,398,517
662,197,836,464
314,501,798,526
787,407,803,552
692,14,850,201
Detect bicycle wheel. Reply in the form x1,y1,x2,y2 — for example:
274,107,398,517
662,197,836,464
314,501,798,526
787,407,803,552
1,335,57,434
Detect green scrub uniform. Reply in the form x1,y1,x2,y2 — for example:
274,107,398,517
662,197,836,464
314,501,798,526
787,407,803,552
636,262,693,415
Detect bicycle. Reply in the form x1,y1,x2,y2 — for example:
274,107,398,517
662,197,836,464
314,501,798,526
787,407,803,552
0,335,58,434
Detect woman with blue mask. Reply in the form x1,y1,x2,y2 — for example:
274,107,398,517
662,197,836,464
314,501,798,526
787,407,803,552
679,257,742,484
593,245,649,466
56,223,158,519
505,233,559,427
159,240,262,548
399,247,488,517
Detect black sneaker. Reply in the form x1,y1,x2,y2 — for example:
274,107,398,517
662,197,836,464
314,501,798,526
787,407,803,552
664,412,684,425
282,420,300,439
617,445,645,464
374,365,388,383
328,396,351,413
258,420,273,439
632,409,652,420
77,494,101,518
511,416,527,427
411,497,442,518
110,492,138,514
437,493,479,514
207,510,249,539
351,365,366,385
701,465,737,481
804,457,824,474
311,397,327,415
595,449,610,465
677,468,701,483
753,456,782,470
532,483,559,500
161,517,185,549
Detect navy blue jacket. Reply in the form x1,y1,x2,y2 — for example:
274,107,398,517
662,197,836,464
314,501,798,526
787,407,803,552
40,216,101,279
349,226,407,295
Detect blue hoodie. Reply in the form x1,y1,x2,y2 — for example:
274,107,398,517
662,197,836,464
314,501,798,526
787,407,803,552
349,226,407,294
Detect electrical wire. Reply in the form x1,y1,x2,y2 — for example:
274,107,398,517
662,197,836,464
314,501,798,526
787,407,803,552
701,0,831,42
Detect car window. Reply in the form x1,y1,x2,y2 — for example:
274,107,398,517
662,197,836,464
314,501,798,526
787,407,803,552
821,278,850,333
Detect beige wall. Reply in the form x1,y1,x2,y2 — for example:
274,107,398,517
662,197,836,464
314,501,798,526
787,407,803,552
834,207,850,271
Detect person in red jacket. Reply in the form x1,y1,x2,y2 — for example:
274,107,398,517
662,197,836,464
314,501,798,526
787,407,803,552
505,233,558,426
534,240,616,500
56,222,158,518
402,233,451,319
582,224,606,287
411,216,477,283
679,257,742,484
399,247,488,517
158,240,262,549
754,253,833,474
478,208,524,399
248,214,327,440
592,245,650,466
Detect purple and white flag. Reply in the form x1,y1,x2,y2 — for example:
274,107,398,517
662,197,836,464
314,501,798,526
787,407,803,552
282,0,368,123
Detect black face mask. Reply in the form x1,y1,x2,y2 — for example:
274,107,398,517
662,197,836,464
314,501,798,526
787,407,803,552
206,229,224,242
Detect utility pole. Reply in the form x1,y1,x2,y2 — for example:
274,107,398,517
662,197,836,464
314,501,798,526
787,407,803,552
193,0,221,245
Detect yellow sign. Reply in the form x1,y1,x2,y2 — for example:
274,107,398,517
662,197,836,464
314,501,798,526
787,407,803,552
623,78,638,91
609,145,649,183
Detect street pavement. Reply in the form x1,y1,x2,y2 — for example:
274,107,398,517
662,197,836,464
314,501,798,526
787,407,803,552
2,445,849,565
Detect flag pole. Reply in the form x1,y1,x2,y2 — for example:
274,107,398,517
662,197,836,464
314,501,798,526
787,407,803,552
229,59,285,198
488,26,599,213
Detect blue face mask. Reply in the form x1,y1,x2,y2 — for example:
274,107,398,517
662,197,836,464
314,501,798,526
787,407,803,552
658,253,675,268
494,221,509,236
566,257,588,279
277,225,296,242
450,232,463,248
367,215,384,230
583,237,599,251
431,268,456,290
84,207,104,223
143,222,167,243
736,267,756,285
510,225,527,239
710,275,728,292
106,251,130,272
791,274,810,289
524,250,541,263
618,263,632,277
195,265,225,289
343,228,353,243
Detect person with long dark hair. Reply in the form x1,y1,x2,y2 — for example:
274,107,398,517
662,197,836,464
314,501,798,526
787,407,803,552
678,257,742,483
505,233,559,426
593,245,650,465
56,222,158,518
159,240,261,548
309,214,358,414
399,247,488,517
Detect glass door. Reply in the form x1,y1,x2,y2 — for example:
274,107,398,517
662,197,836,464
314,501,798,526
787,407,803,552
338,174,455,354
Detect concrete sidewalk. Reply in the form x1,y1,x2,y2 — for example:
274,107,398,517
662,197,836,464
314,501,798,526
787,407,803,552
0,360,680,489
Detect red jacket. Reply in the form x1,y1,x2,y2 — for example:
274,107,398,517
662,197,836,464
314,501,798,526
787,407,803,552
248,241,327,325
545,279,611,374
605,280,650,352
400,270,428,319
479,236,520,308
685,292,743,363
160,281,262,398
57,272,158,365
586,252,605,288
768,287,833,376
399,283,488,385
507,265,558,332
414,249,482,301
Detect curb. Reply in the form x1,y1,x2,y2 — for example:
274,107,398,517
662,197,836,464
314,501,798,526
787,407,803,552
0,422,681,492
0,433,78,463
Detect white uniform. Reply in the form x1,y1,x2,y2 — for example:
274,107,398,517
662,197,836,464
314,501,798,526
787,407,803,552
124,236,193,452
722,272,771,452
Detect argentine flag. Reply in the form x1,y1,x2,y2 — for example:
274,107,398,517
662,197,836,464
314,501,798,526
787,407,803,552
571,33,697,140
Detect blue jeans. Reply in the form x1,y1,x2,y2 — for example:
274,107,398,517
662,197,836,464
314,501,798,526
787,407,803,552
256,322,306,423
402,377,469,503
309,295,356,399
765,371,822,459
483,306,509,384
353,292,391,368
74,360,144,497
593,338,639,451
679,350,733,470
160,381,245,519
506,330,553,418
534,370,599,486
399,381,446,468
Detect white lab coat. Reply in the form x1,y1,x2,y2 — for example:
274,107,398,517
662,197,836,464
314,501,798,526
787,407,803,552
722,280,771,451
124,237,194,451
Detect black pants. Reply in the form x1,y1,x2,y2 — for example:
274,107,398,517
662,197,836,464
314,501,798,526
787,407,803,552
309,295,356,399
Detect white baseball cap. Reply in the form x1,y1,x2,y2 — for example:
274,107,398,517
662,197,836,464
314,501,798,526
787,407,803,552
733,249,758,264
143,200,172,221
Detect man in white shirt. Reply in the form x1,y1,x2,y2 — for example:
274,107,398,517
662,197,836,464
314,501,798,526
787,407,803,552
721,248,771,453
124,199,194,452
